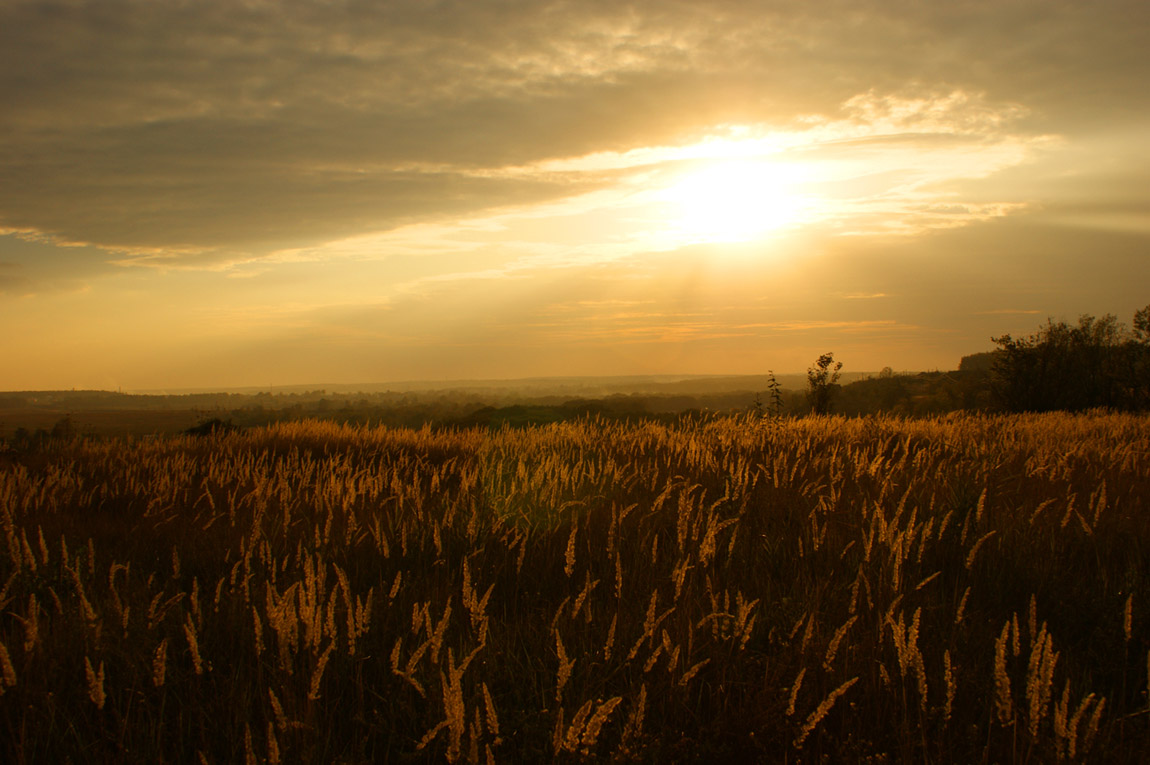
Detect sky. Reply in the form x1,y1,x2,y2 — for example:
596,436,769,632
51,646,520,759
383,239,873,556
1,0,1148,391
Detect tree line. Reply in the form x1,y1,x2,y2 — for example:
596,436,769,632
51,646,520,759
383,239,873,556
990,305,1150,412
794,304,1150,416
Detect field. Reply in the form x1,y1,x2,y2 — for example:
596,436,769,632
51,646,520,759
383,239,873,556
1,412,1148,762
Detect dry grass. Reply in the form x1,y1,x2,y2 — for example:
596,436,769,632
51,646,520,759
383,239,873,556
0,411,1148,762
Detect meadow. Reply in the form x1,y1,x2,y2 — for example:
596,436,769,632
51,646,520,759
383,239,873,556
1,412,1148,762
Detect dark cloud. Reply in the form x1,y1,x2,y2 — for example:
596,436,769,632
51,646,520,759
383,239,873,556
0,0,1146,256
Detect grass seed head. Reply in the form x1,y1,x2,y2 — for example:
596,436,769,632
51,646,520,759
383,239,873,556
84,656,105,710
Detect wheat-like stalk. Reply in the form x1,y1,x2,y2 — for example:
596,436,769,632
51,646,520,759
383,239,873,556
794,677,858,748
555,629,575,704
481,682,500,744
943,649,955,725
786,667,806,717
1052,679,1071,758
954,586,971,625
603,613,617,661
965,530,996,570
152,638,168,688
623,684,647,741
0,640,16,690
680,658,710,687
1064,692,1096,759
1082,696,1105,755
564,522,578,578
823,615,857,672
642,643,664,673
251,606,264,655
440,649,467,762
84,656,105,710
308,640,335,700
22,594,38,654
184,613,205,675
268,687,289,732
1010,613,1021,658
36,526,49,566
1025,625,1059,738
430,598,452,665
994,621,1014,725
571,573,599,623
560,699,595,753
243,722,256,765
580,696,623,753
266,720,281,765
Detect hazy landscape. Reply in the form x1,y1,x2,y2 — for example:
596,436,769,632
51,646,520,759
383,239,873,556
3,0,1149,762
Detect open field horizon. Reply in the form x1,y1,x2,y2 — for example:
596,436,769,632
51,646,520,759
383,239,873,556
0,362,990,442
2,371,879,399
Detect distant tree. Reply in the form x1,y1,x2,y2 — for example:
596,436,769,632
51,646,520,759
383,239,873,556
11,427,33,452
184,418,238,437
50,414,76,442
1135,303,1150,343
991,310,1149,412
1132,303,1150,408
752,370,786,420
958,352,998,373
767,370,785,418
807,353,843,414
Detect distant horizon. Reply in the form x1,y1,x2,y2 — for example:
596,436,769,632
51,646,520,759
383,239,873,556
3,364,963,398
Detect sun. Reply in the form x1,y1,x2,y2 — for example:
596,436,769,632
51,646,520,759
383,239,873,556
659,159,807,244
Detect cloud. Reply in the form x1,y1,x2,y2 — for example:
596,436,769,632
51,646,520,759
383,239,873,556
1,0,1146,264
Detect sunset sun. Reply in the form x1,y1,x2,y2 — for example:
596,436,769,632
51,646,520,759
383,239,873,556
660,159,808,244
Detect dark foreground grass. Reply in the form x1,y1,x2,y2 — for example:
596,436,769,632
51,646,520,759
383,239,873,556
1,412,1148,762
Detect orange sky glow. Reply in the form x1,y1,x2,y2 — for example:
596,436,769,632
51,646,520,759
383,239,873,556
1,1,1147,391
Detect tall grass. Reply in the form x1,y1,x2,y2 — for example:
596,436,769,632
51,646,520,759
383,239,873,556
1,412,1148,762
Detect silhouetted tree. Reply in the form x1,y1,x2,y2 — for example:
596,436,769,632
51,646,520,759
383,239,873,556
991,309,1149,412
807,353,843,414
767,370,785,418
1135,304,1150,343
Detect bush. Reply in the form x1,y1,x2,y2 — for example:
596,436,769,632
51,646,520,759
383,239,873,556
991,311,1150,412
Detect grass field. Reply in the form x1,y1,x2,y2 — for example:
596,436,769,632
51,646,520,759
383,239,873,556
1,412,1148,762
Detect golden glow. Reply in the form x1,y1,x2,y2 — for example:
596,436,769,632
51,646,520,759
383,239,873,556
658,159,809,244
